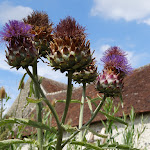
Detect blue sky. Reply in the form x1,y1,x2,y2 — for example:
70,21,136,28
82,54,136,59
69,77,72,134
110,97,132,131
0,0,150,112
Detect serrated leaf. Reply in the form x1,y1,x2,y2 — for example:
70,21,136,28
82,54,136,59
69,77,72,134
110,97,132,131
99,111,128,126
70,141,103,150
86,97,93,115
26,97,43,103
100,143,140,149
62,124,79,132
0,118,57,133
86,96,102,103
83,126,108,138
29,80,34,97
18,73,27,90
56,99,81,103
0,138,36,148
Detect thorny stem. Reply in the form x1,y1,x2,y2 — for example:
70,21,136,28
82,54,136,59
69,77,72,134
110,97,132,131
78,82,86,149
62,94,106,148
25,67,61,130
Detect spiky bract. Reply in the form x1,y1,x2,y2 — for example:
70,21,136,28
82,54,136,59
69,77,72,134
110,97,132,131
72,59,97,84
49,37,92,72
96,69,123,97
0,20,38,69
49,16,92,72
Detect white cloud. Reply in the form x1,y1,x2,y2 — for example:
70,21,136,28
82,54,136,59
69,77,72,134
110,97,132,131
0,47,67,84
93,44,110,63
0,1,33,24
93,44,150,70
91,0,150,25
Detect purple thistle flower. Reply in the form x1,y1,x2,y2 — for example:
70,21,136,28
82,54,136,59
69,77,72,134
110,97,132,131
0,20,38,69
101,46,133,75
0,20,33,43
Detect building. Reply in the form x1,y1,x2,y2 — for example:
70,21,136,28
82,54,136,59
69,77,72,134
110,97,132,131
7,64,150,149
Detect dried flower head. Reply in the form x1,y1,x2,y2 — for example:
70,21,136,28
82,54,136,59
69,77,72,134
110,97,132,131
0,87,6,99
101,46,133,76
54,16,86,39
23,11,53,58
23,10,50,27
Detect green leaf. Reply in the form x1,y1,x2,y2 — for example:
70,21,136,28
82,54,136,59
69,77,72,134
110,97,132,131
18,73,27,90
0,118,57,133
70,141,103,150
29,80,34,97
83,126,108,138
62,124,79,132
86,97,93,115
99,111,128,126
86,96,102,103
26,97,43,103
100,143,140,149
56,99,81,103
0,138,36,148
39,77,43,84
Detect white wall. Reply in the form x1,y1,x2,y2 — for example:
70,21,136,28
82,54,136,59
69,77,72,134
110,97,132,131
88,112,150,150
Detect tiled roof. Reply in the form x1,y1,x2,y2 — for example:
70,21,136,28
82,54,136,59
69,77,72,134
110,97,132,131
9,64,150,136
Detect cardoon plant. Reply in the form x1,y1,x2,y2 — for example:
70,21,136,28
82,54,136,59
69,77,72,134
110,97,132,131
96,46,132,97
47,16,93,150
0,19,58,150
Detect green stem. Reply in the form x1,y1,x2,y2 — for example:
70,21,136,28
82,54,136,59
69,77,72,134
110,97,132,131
0,98,3,133
78,82,86,149
25,67,61,130
61,70,73,124
55,71,73,150
62,94,106,148
32,62,43,150
0,98,3,120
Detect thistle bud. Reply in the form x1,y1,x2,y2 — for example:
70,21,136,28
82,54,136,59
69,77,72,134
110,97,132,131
0,87,6,99
96,69,123,97
72,59,98,84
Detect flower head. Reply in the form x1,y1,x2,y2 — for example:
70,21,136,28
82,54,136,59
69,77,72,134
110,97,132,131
101,46,133,75
54,16,86,40
23,11,53,58
48,16,92,73
0,20,38,69
96,69,123,97
0,20,33,43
